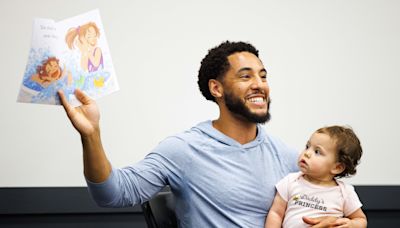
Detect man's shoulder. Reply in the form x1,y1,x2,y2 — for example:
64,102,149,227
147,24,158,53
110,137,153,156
263,132,285,145
155,122,208,148
263,131,296,153
261,130,300,172
170,124,206,141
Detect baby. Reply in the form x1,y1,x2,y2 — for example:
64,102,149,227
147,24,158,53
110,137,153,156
265,125,367,228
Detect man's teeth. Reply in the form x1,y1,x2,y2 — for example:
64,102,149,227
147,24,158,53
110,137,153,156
248,97,264,103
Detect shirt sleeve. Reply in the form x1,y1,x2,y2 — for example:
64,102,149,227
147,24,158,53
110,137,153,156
86,136,190,207
343,184,363,216
275,174,292,202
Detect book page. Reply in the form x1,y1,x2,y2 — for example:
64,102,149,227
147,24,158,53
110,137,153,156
17,9,118,107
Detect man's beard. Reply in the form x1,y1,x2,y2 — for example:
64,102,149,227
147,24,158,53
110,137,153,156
224,91,271,124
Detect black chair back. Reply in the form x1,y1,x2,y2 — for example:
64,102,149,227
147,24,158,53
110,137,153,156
141,188,178,228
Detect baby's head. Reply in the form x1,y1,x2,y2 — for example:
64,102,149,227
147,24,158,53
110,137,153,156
316,125,363,178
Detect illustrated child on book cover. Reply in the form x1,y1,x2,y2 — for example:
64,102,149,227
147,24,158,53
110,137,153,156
31,57,72,88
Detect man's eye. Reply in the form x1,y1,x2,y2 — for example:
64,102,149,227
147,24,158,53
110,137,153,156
240,75,250,78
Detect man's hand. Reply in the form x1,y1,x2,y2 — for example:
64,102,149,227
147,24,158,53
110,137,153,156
58,89,111,182
332,218,357,228
58,89,100,137
303,216,338,228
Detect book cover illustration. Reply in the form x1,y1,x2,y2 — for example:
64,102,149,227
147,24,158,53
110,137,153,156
17,9,119,107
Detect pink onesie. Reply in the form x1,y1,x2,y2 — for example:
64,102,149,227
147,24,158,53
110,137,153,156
275,172,362,228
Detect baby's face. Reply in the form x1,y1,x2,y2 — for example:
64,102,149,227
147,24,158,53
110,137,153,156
298,132,339,179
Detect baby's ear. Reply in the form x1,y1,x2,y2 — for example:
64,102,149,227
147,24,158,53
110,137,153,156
331,162,345,175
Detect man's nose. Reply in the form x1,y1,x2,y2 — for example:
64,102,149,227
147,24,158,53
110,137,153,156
251,76,265,89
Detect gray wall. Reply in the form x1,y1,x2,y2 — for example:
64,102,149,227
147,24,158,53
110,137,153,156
1,0,400,187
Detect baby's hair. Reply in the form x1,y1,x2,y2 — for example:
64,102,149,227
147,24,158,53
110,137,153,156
316,125,362,178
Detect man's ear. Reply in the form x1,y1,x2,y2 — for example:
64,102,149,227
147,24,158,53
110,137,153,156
209,79,223,99
331,162,345,175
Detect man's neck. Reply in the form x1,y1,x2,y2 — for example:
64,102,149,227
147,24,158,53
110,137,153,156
212,115,258,145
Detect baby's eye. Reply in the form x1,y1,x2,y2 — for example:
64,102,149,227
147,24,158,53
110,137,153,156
305,144,309,149
314,150,322,155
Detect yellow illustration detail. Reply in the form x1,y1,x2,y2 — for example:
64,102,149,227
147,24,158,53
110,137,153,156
94,76,104,88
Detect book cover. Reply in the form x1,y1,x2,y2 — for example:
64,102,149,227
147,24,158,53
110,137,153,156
17,9,118,107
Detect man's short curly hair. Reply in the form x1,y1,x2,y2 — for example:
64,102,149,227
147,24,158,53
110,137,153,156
316,126,363,179
197,41,259,102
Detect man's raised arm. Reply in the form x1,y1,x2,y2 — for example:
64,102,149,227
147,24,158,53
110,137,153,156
58,89,111,183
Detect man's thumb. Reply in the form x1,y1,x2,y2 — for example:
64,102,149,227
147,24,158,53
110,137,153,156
302,216,320,225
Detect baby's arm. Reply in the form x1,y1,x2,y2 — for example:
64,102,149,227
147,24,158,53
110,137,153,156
303,208,367,228
334,208,367,228
265,192,287,228
334,183,367,227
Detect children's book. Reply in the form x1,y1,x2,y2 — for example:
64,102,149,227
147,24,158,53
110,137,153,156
17,9,118,107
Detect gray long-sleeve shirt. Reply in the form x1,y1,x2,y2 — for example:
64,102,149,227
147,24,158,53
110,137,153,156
87,120,299,227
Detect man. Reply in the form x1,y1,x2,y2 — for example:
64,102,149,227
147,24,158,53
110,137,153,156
58,41,339,227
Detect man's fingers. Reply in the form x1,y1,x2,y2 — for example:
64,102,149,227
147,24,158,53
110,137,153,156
302,216,320,225
303,216,338,228
74,88,92,105
334,218,350,227
58,90,74,115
